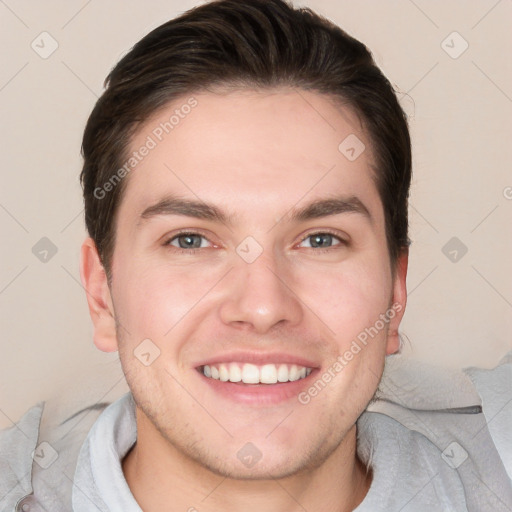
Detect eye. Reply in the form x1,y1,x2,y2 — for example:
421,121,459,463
297,231,346,251
162,230,347,254
163,232,212,252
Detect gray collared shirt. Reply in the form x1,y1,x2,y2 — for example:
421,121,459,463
72,354,512,511
2,351,512,511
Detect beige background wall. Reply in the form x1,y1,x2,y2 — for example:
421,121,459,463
1,0,511,428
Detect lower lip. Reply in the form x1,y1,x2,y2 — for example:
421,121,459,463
196,368,318,405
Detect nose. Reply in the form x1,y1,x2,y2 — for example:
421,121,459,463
218,248,303,334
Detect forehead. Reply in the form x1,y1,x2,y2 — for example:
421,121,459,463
118,88,381,226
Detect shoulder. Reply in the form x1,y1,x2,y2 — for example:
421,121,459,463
0,402,43,511
463,350,512,479
0,398,111,512
358,352,512,510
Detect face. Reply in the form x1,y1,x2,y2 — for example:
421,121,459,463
83,87,407,479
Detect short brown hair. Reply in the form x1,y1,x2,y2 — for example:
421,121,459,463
80,0,412,280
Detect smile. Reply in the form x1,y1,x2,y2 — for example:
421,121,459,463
201,362,313,384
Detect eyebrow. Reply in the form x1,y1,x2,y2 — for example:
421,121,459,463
139,194,372,226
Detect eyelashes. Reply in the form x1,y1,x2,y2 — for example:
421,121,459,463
163,232,211,253
162,230,348,255
297,231,346,250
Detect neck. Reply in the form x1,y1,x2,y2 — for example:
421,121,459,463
123,409,372,512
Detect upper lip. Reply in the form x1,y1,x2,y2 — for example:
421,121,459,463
193,351,320,369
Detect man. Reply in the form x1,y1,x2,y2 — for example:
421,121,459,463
1,0,511,510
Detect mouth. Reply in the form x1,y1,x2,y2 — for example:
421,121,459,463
195,361,318,405
198,362,313,384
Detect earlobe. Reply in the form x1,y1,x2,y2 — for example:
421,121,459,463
386,248,408,355
80,237,118,353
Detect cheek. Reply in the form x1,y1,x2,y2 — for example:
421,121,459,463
112,257,219,339
307,264,391,413
111,235,392,346
304,258,392,338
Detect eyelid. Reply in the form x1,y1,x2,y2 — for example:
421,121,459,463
163,228,349,252
295,229,348,248
163,229,217,248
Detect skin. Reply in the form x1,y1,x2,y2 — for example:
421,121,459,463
81,87,408,512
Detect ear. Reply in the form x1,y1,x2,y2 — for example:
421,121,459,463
385,248,408,355
80,237,118,352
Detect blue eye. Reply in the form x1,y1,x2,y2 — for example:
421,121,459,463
299,232,345,250
164,233,210,251
163,230,347,254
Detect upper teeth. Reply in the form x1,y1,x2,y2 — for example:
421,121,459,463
202,363,312,384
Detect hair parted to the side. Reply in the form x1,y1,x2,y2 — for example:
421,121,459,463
80,0,412,281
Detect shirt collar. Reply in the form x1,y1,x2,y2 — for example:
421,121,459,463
71,392,397,512
72,393,140,511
